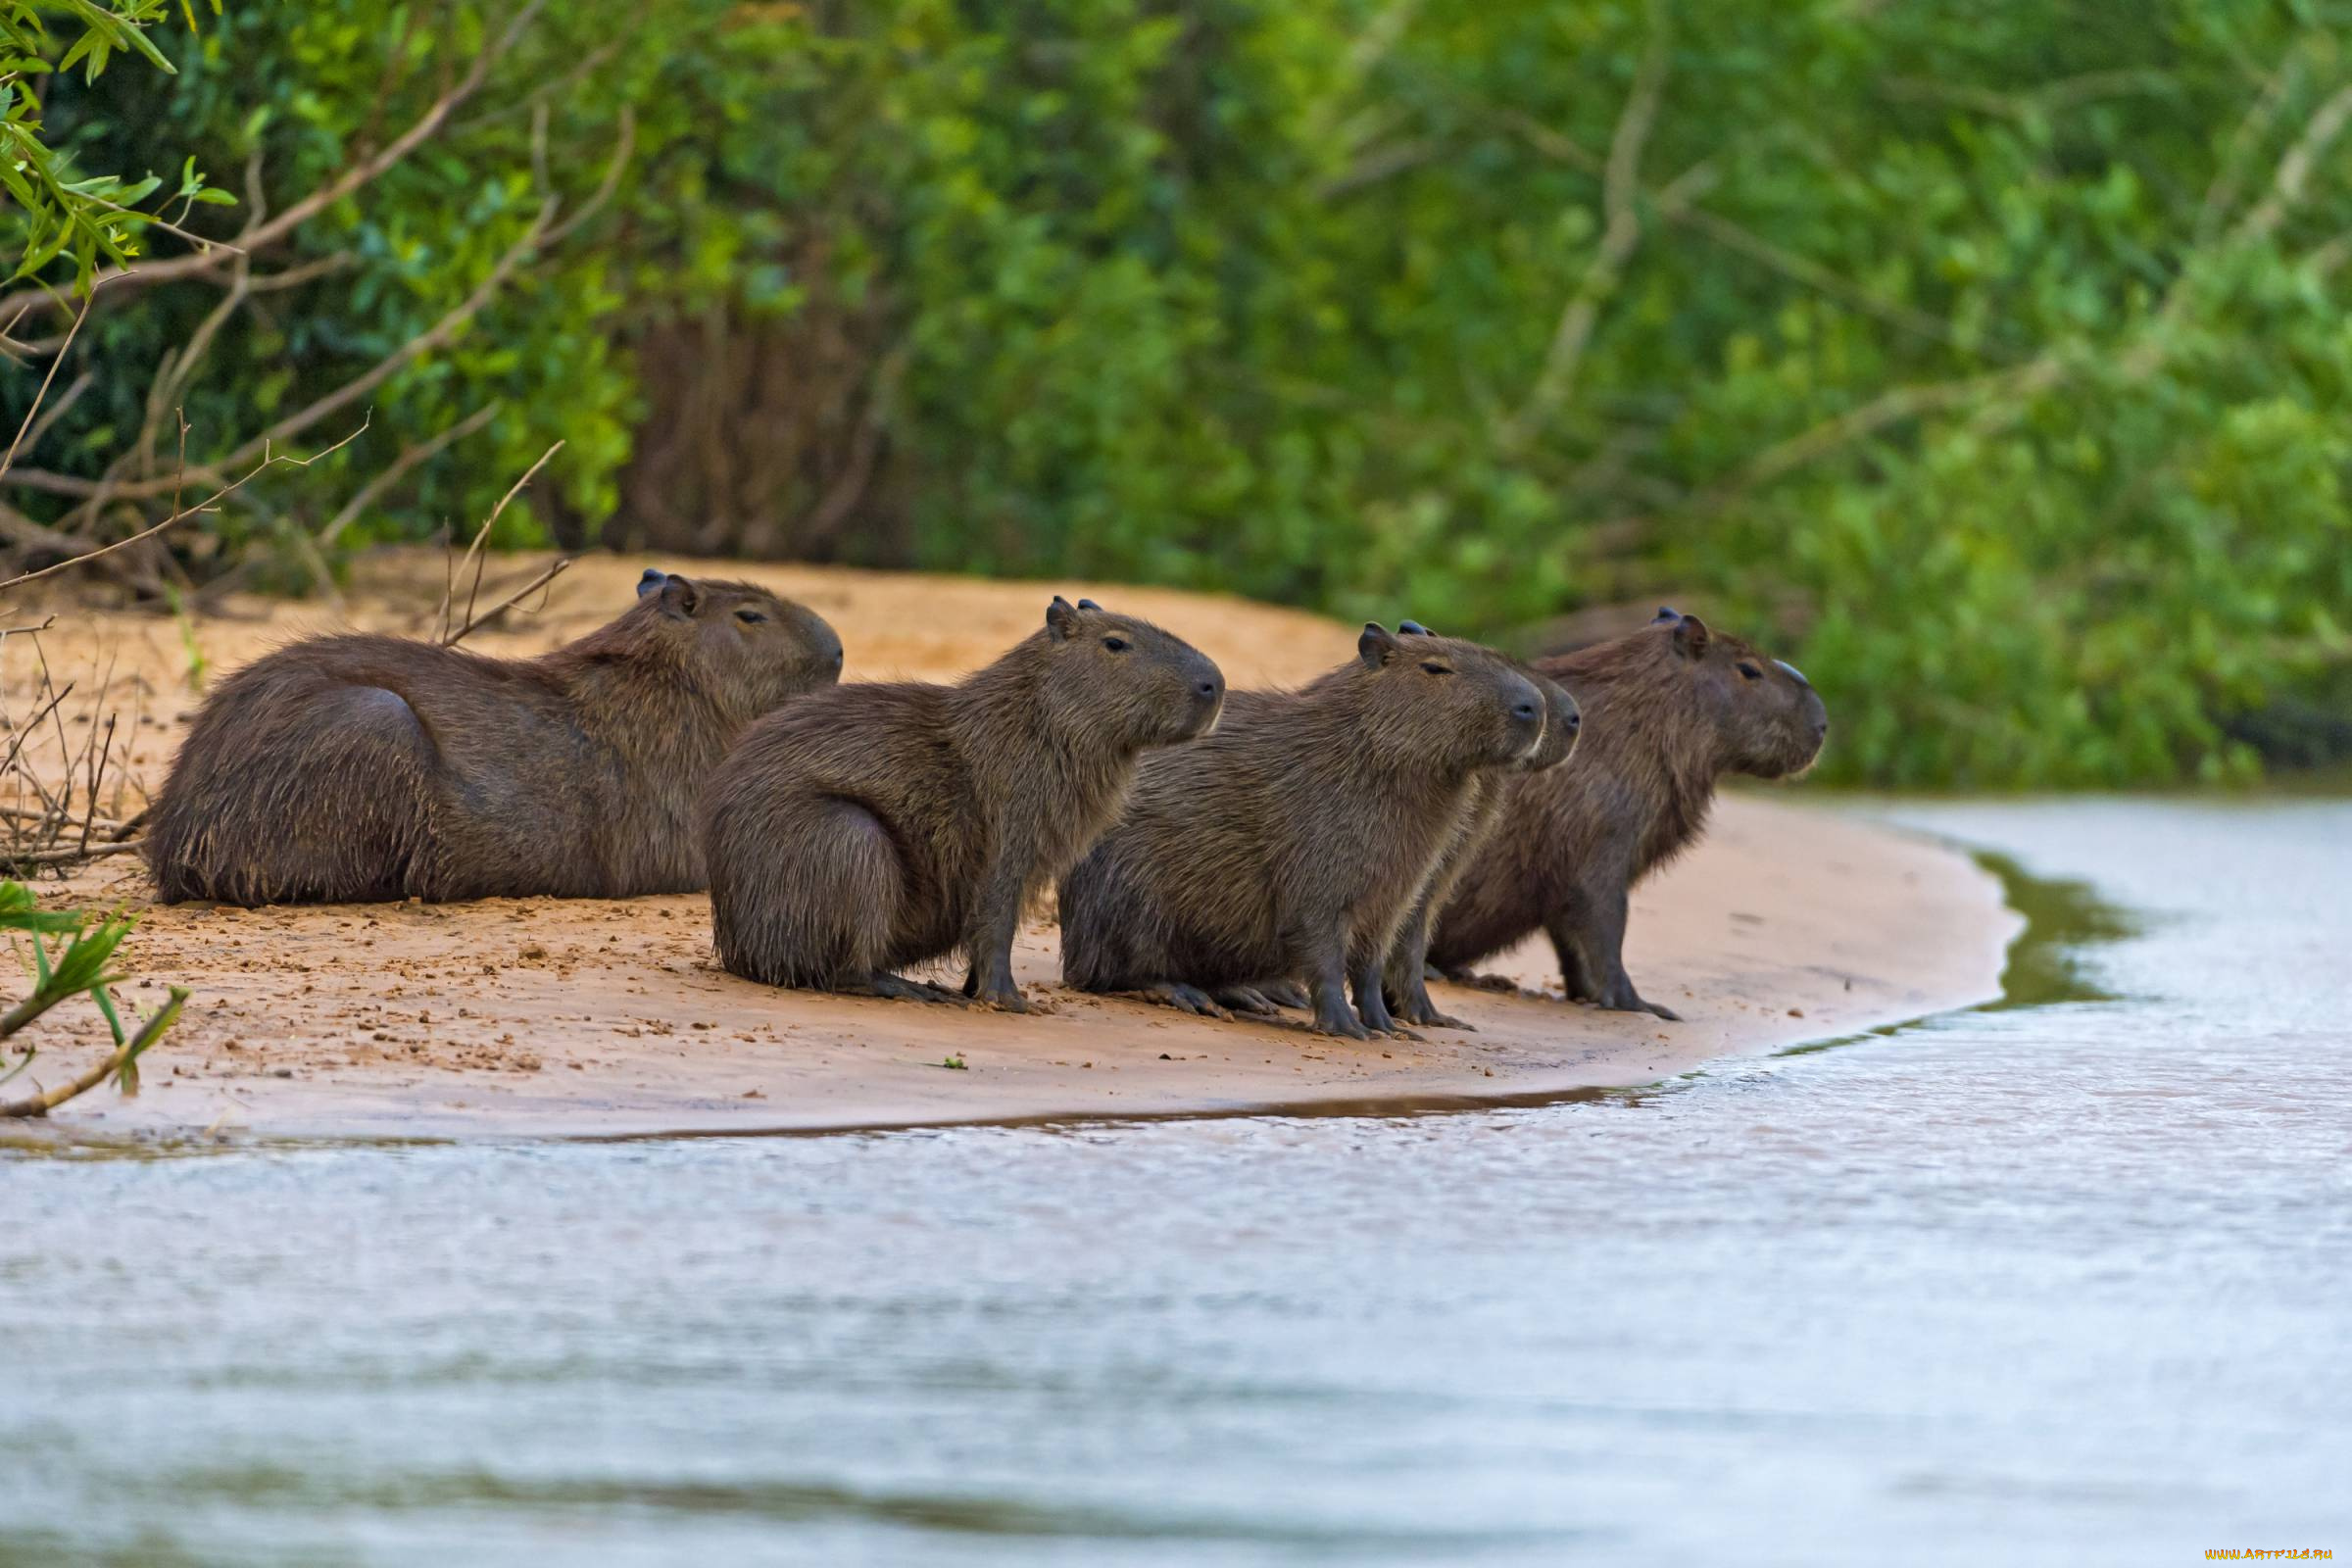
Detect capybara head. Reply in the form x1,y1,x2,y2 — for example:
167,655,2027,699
1356,622,1544,769
1648,606,1827,777
1398,620,1580,772
1039,595,1225,747
634,569,845,718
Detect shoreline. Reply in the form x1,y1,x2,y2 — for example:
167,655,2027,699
4,555,2019,1143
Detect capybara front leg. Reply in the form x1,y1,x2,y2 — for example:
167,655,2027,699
1294,929,1369,1041
960,843,1034,1012
1385,905,1473,1031
1568,890,1681,1020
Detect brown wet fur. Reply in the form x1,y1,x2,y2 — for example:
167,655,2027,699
701,598,1223,1010
1057,624,1544,1040
1428,610,1828,1019
144,572,844,905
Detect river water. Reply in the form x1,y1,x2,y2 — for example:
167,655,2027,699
3,800,2348,1565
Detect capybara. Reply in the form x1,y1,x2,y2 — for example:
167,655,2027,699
1429,607,1828,1019
1380,629,1583,1030
1057,623,1545,1040
145,569,843,905
701,597,1223,1010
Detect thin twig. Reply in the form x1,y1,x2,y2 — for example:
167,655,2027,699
444,556,570,646
0,839,148,870
440,441,563,641
0,419,371,594
317,404,501,551
0,290,97,483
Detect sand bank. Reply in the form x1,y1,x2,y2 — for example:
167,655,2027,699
5,554,2017,1140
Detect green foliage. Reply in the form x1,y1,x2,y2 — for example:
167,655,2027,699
8,0,2352,786
0,0,223,292
1,880,184,1102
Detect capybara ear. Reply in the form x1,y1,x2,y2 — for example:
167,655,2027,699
1653,606,1682,623
1076,598,1101,611
1397,619,1432,636
637,567,668,599
1672,614,1711,659
1047,596,1081,642
656,575,701,619
1358,622,1398,667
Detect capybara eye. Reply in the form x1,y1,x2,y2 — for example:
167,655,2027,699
1102,636,1130,653
736,609,769,626
1419,662,1452,676
1737,661,1762,680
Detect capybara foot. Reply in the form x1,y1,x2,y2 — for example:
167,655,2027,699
1408,1007,1476,1032
1256,980,1311,1011
1212,985,1283,1016
1446,968,1521,995
1310,1005,1371,1041
1141,982,1231,1020
858,972,971,1006
971,978,1032,1014
1380,1024,1427,1044
1592,982,1681,1021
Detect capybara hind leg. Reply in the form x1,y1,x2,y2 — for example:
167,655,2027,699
156,684,435,904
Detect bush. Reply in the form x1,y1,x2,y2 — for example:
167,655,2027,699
6,0,2349,786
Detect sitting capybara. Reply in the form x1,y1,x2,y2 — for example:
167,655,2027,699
701,597,1223,1010
145,569,843,905
1379,625,1583,1030
1429,607,1828,1019
1057,624,1544,1040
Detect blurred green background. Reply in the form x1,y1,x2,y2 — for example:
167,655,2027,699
5,0,2350,786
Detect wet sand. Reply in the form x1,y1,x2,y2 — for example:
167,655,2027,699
4,553,2015,1140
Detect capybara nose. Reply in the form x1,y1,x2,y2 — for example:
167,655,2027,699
1196,678,1219,701
1512,699,1540,724
1564,710,1582,731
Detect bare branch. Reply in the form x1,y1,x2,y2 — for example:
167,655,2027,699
0,419,371,595
0,290,97,483
439,441,564,640
318,403,502,551
1502,2,1678,451
444,556,571,646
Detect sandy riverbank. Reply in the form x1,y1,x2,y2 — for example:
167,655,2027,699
4,553,2017,1140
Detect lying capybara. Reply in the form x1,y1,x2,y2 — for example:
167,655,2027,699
701,597,1223,1010
1380,627,1583,1029
145,569,843,905
1429,607,1828,1019
1057,624,1544,1040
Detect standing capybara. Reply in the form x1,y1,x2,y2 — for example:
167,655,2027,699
1429,607,1828,1019
700,597,1223,1010
1057,624,1545,1040
145,569,844,905
1379,628,1583,1030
